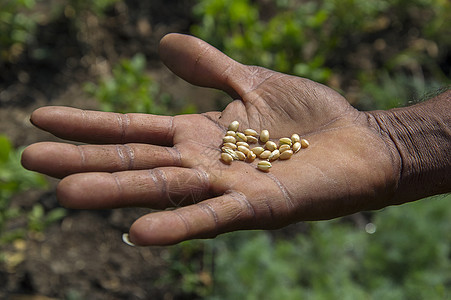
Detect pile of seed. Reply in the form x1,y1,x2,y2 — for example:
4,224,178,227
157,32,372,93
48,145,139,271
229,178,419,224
220,121,309,172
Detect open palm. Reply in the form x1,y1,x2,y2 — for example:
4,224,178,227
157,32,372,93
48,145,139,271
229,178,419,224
22,34,400,245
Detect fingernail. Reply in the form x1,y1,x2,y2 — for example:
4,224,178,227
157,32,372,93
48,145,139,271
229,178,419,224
122,233,136,247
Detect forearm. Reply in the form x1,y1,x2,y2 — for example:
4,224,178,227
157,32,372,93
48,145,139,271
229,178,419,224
369,88,451,204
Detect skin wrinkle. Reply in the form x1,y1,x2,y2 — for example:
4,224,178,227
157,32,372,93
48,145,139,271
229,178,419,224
266,172,295,211
153,169,169,204
169,145,182,167
171,210,191,238
116,113,130,144
201,114,225,131
166,116,175,145
226,190,257,222
123,144,135,169
115,145,126,169
369,113,404,190
111,173,123,199
77,145,86,169
192,169,211,203
197,202,219,233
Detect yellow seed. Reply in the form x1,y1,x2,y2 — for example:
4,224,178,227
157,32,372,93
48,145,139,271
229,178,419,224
228,121,239,132
223,148,238,160
251,147,265,156
244,128,258,137
223,135,236,144
259,150,272,159
246,151,257,162
246,136,258,144
257,160,272,172
279,144,291,153
236,142,250,148
269,149,280,161
279,150,293,160
221,152,233,164
226,131,237,137
236,132,247,142
292,142,301,153
291,134,300,143
235,150,246,161
223,142,237,150
279,137,292,146
237,146,250,155
301,138,310,148
265,141,277,151
260,130,269,143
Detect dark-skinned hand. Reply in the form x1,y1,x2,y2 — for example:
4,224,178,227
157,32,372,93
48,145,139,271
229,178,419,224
22,34,402,246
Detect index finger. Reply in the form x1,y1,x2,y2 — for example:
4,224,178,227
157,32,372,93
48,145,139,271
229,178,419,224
30,106,175,145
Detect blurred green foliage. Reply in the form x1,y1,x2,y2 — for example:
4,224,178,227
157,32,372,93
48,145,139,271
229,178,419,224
0,0,38,64
192,0,451,109
0,135,65,250
171,196,451,299
85,53,197,114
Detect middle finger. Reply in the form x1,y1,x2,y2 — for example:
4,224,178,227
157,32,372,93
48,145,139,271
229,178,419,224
21,142,182,178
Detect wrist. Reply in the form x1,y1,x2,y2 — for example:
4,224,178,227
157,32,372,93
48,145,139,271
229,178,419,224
368,89,451,204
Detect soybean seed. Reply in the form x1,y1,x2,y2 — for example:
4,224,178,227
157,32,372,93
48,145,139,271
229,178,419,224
257,160,272,172
260,130,269,143
228,121,239,132
259,150,272,159
301,138,310,148
251,147,265,156
291,134,300,143
221,152,234,164
246,136,258,144
265,141,278,151
223,135,236,144
279,137,292,146
279,150,293,160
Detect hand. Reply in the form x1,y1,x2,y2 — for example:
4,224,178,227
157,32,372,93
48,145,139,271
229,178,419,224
22,34,401,245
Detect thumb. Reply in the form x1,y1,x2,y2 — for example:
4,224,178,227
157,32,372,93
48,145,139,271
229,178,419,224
159,33,263,99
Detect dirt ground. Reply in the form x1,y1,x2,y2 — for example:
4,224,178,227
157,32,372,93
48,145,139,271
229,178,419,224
0,1,226,299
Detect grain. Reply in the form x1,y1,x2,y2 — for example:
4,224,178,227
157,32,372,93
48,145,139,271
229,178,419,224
260,130,269,143
221,152,234,164
265,141,278,151
279,150,293,160
228,121,239,132
257,160,272,172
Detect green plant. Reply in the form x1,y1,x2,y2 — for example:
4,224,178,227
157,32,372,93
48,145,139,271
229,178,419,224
0,135,64,248
205,195,451,299
0,0,39,63
191,0,451,108
84,53,197,115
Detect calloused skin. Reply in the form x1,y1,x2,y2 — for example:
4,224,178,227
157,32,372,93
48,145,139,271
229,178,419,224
22,33,403,246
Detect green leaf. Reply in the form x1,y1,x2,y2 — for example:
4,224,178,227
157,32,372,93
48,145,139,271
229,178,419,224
0,135,12,163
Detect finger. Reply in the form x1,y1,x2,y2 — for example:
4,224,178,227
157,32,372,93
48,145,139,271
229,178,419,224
128,191,259,246
21,142,182,178
159,33,274,99
30,106,175,145
56,167,211,210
